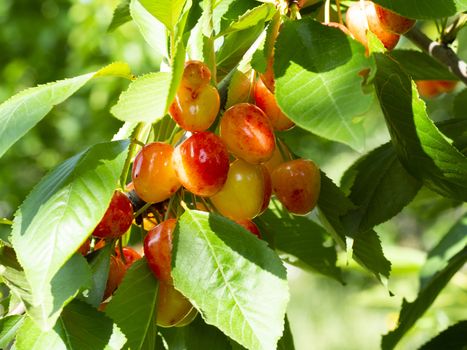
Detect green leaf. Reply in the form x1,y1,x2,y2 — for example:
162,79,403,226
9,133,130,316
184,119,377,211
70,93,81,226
381,246,467,350
108,0,131,32
374,53,467,202
251,11,280,74
159,316,234,350
275,19,373,151
419,214,467,288
219,3,275,36
138,0,187,32
106,259,159,350
0,315,24,349
277,316,295,350
16,300,126,350
419,320,467,350
0,62,132,159
111,72,173,123
255,201,343,282
437,118,467,155
391,50,458,81
11,140,129,330
80,244,113,308
130,0,168,58
371,0,467,19
341,142,422,233
352,230,392,282
453,89,467,119
172,210,289,350
0,224,11,246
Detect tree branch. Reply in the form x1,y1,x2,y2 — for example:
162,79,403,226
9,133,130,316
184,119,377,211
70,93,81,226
404,27,467,85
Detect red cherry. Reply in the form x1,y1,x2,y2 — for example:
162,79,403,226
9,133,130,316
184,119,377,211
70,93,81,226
236,220,262,239
77,239,91,255
144,219,176,284
220,103,276,164
374,4,415,35
92,191,133,239
416,80,458,99
172,132,229,197
103,255,126,300
115,247,142,270
157,282,195,327
182,60,211,90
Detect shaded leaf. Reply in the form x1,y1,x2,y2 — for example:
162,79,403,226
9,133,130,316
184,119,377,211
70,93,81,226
108,0,131,32
418,320,467,350
453,89,467,119
0,315,24,349
219,3,275,36
172,210,289,350
371,0,466,19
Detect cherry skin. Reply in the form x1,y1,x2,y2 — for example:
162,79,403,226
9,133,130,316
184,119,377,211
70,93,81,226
115,247,142,270
416,80,458,99
254,78,294,131
220,103,276,164
77,239,91,255
374,4,415,35
260,56,275,93
157,282,195,328
346,1,399,52
92,191,133,239
236,220,262,239
211,159,272,220
263,141,291,175
181,60,211,90
144,218,176,284
132,142,181,203
172,132,229,197
271,159,321,215
103,255,126,300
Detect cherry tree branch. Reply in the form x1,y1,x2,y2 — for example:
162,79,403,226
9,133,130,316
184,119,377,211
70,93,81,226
404,27,467,85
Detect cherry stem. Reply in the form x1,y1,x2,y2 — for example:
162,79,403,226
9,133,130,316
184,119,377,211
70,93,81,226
118,238,127,265
336,0,343,25
324,0,331,24
164,191,178,221
119,123,147,188
133,202,152,219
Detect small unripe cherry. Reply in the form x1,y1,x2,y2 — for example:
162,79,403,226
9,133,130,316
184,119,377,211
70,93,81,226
220,103,276,164
132,142,181,203
211,159,272,220
92,191,133,239
181,60,211,89
172,132,229,197
157,282,195,328
271,159,321,215
103,255,126,300
374,4,415,34
254,78,295,131
236,220,262,239
144,219,176,284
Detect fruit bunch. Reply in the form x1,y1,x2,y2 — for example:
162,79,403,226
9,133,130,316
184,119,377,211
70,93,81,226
80,59,321,328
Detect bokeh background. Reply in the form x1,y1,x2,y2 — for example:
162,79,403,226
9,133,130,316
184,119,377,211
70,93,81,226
0,1,466,349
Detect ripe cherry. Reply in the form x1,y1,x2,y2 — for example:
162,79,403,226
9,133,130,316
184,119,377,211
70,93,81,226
374,4,415,34
77,239,91,255
132,142,181,203
346,1,400,52
144,219,176,284
271,159,321,215
103,255,126,300
236,219,262,239
115,247,142,270
181,60,211,90
92,191,133,239
172,132,229,197
220,103,275,164
416,80,458,99
211,159,272,220
157,282,195,327
254,78,294,131
263,141,291,175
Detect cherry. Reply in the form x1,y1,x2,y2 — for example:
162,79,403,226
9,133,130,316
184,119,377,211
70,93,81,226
236,219,262,239
374,4,415,34
103,255,126,300
226,70,253,109
416,80,458,99
181,60,211,90
92,191,133,239
132,142,181,203
220,103,276,164
211,159,272,220
254,78,294,131
157,282,195,328
271,159,321,215
172,132,229,197
263,141,291,175
115,247,142,270
346,1,399,52
260,56,275,93
77,239,91,255
144,219,176,284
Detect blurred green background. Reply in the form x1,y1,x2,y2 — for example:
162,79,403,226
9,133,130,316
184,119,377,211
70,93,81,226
0,1,465,349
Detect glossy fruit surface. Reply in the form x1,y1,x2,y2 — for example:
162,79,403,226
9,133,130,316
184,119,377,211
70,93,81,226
157,282,194,327
271,159,321,215
211,160,271,220
220,103,275,164
169,84,220,132
181,60,211,90
416,80,458,99
374,4,415,34
92,191,133,239
132,142,181,203
144,219,176,284
236,219,262,239
254,78,294,131
346,1,399,51
172,132,229,197
263,141,290,175
115,247,142,270
103,255,126,300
